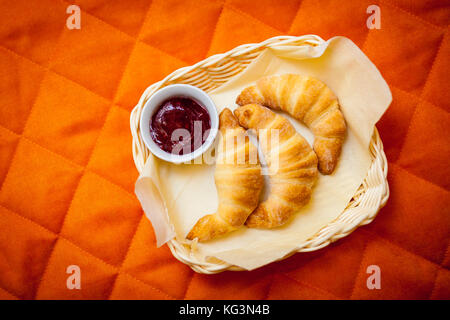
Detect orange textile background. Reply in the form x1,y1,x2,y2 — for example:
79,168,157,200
0,0,449,300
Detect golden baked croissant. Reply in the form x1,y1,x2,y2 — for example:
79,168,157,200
236,74,346,175
187,108,263,241
234,104,318,228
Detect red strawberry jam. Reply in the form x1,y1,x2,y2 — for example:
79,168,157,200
150,97,211,155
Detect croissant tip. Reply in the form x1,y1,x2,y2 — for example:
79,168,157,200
186,232,194,240
235,95,242,105
219,108,240,129
318,161,335,175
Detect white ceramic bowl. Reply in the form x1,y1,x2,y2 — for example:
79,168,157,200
139,84,219,164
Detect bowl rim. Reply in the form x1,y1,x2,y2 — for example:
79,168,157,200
139,84,219,164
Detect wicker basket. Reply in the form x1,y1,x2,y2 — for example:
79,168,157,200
130,35,390,274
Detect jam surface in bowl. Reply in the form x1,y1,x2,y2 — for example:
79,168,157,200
150,97,211,155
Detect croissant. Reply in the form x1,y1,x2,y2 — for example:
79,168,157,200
186,108,263,241
234,104,318,228
236,74,346,175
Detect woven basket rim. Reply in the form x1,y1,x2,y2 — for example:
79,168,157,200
130,35,390,274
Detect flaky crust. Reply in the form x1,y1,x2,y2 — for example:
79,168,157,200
236,74,346,175
186,108,263,241
234,104,318,228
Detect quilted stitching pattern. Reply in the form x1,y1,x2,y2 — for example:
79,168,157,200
0,0,448,300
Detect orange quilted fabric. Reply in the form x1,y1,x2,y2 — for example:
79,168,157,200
0,0,449,300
